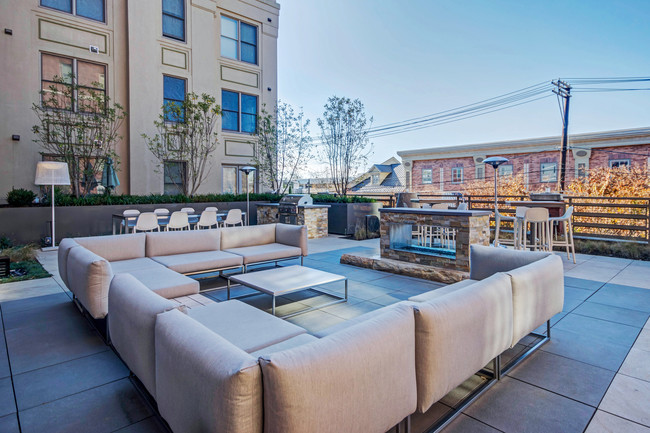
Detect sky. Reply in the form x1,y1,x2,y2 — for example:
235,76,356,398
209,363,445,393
276,0,650,175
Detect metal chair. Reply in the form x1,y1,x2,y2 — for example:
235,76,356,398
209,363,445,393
166,211,190,231
222,209,243,227
180,207,195,214
133,212,160,233
494,207,516,247
549,206,576,263
121,209,140,234
196,210,219,230
520,208,551,252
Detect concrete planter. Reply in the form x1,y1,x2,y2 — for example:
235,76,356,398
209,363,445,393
0,201,268,245
317,202,383,235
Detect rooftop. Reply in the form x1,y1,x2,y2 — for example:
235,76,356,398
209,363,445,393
0,236,648,432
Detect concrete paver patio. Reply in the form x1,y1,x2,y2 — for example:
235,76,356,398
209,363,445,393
0,236,649,432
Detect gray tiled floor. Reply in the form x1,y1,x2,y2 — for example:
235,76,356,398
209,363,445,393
0,236,649,432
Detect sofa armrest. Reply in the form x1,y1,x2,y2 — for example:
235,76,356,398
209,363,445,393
275,224,308,256
66,246,114,319
469,244,550,280
155,309,263,433
57,238,79,289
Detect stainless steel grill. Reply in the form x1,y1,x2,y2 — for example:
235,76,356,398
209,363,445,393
278,194,313,224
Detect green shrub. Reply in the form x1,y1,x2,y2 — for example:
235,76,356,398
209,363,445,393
0,236,12,250
42,192,284,206
6,188,36,206
572,239,650,261
0,244,39,262
311,194,375,203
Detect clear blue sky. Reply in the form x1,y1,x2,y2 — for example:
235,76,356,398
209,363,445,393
277,0,650,172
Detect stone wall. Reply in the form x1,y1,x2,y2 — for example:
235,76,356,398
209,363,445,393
256,205,328,239
379,209,491,272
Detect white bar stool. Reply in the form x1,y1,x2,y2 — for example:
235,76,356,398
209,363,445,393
549,206,576,263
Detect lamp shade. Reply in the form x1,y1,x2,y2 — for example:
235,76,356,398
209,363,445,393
483,156,509,169
239,166,256,175
34,161,71,185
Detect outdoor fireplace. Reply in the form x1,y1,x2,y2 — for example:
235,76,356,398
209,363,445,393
389,223,457,259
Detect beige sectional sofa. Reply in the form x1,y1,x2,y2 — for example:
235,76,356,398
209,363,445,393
58,223,308,320
105,243,563,433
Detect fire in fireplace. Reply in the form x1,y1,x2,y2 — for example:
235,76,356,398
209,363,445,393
389,223,457,259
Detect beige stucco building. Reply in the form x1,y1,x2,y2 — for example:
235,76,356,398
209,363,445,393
0,0,279,202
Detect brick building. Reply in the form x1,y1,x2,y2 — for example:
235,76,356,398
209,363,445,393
398,127,650,194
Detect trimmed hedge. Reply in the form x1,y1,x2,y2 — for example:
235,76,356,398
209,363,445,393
311,194,375,203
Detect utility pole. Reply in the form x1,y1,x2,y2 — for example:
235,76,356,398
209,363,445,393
552,79,571,191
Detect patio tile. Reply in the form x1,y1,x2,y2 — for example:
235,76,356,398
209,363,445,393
599,374,650,427
2,294,80,331
464,376,594,433
0,413,19,433
635,329,650,351
0,278,65,303
609,269,650,290
0,377,16,417
370,291,412,306
562,297,584,313
541,328,631,371
113,416,168,432
5,314,108,375
410,402,452,433
285,310,347,334
585,410,650,433
342,282,395,301
564,277,604,291
19,378,152,433
508,350,615,407
564,266,622,282
564,286,595,302
589,283,650,313
619,348,650,382
572,301,650,328
320,300,383,320
13,351,129,411
442,414,500,433
553,314,641,348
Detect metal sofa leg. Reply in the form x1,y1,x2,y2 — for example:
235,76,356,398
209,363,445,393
547,319,551,338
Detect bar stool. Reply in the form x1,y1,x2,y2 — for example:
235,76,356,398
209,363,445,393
549,206,576,263
519,208,551,252
512,207,529,249
494,207,516,247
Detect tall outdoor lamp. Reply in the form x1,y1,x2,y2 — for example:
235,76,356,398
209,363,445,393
34,161,71,249
239,166,256,226
483,156,509,211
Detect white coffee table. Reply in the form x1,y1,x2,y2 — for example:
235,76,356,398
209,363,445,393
227,265,348,318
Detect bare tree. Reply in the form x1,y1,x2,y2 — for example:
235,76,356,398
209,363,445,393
317,96,373,196
142,92,221,196
252,102,313,194
32,74,127,197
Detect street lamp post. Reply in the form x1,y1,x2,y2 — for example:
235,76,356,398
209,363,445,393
239,166,256,226
483,156,509,212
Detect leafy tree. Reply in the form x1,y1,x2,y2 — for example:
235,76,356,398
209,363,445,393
252,102,313,194
317,96,373,196
143,92,221,196
32,74,126,197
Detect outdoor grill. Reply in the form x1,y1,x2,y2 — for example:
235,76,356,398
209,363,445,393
278,194,313,224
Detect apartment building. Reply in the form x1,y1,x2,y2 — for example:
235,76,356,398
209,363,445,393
0,0,279,202
398,127,650,194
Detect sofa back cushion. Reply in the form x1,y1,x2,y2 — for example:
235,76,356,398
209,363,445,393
155,309,262,433
145,229,220,257
57,238,79,288
275,224,308,256
259,303,416,433
507,254,564,346
221,224,275,250
469,244,550,280
75,233,146,262
412,272,513,413
66,246,114,319
108,273,178,399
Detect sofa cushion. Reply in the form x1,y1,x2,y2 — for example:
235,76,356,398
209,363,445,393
151,251,243,274
66,246,114,319
187,300,307,353
128,267,199,299
224,243,302,265
108,274,178,399
145,229,220,257
249,334,319,358
75,233,146,262
275,224,308,256
408,278,478,302
57,238,79,288
507,254,564,346
259,303,417,433
110,257,166,274
220,224,276,250
469,244,550,280
155,309,262,433
412,273,513,412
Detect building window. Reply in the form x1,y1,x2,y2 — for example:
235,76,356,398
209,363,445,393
421,169,433,184
41,0,105,22
609,159,630,168
451,167,463,184
540,162,557,183
163,75,186,122
162,0,185,41
498,164,513,177
221,90,257,133
577,162,587,178
221,16,258,64
475,166,484,181
164,161,186,195
371,174,379,185
41,53,106,113
222,165,257,194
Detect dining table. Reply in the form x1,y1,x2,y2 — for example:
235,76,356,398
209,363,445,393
111,211,246,234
